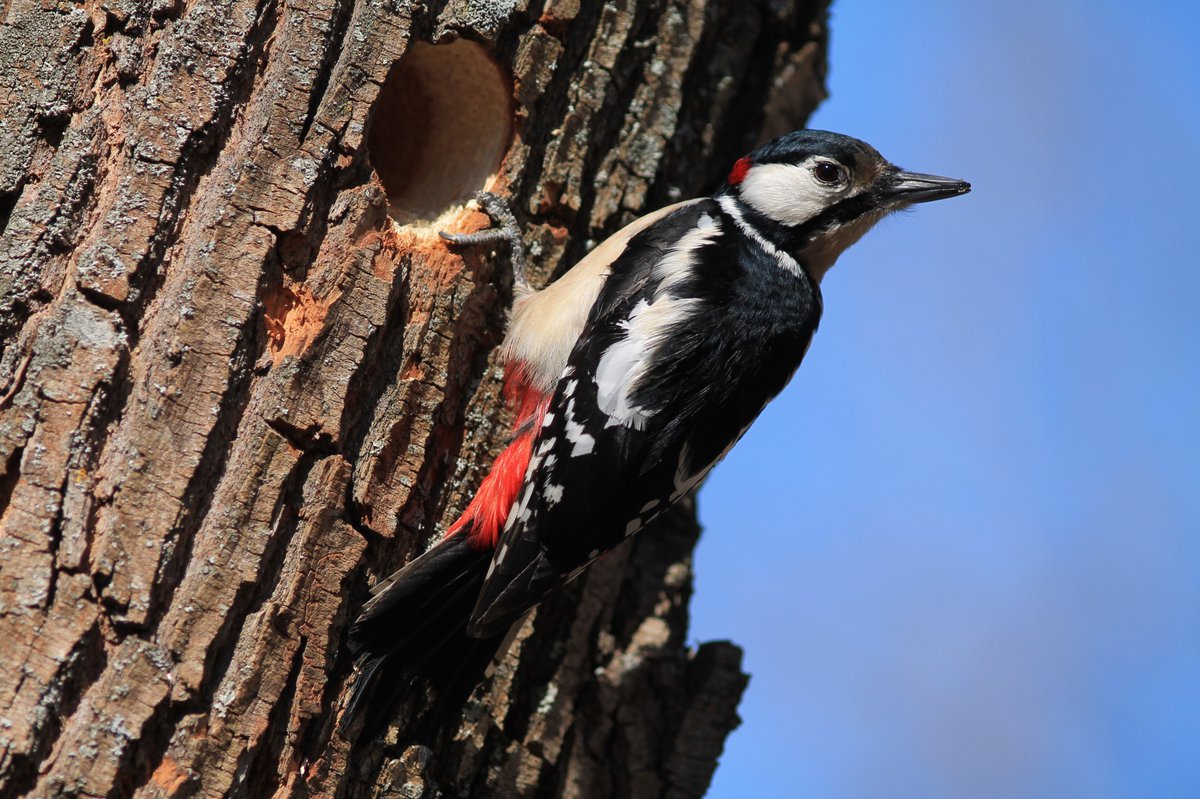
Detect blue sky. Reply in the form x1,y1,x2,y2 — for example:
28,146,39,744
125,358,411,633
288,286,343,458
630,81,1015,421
691,2,1200,797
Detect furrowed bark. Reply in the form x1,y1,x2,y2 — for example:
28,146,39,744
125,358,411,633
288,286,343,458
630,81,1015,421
0,0,828,796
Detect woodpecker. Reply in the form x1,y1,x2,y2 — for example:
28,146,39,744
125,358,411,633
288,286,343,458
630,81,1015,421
343,130,969,734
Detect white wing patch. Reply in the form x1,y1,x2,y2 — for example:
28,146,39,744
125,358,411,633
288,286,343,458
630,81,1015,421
565,419,595,456
501,200,703,394
505,481,536,530
562,384,596,457
594,298,694,430
594,218,721,429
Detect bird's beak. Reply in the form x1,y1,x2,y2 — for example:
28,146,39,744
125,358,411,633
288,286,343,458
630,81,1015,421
885,170,972,205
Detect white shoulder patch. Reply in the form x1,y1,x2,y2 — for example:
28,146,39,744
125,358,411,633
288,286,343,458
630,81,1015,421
593,220,721,428
500,199,702,393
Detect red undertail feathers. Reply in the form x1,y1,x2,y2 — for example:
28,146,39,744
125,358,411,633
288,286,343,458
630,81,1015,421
445,364,550,549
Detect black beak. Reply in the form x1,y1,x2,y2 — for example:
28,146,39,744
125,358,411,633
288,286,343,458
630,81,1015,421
886,170,971,205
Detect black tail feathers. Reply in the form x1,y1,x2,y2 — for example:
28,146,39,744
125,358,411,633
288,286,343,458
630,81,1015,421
340,533,502,740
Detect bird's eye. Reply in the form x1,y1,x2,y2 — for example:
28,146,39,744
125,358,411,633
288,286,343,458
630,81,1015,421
813,162,845,185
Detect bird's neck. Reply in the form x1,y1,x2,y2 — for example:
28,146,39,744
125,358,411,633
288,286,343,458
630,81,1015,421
720,193,886,284
717,194,826,283
794,209,887,282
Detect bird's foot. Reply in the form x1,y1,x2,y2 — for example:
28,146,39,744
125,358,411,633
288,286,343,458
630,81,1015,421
440,191,529,293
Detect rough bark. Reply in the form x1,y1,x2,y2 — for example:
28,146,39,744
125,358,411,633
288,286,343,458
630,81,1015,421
0,0,828,796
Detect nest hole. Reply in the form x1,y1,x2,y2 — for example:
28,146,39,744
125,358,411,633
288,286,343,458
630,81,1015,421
368,40,513,226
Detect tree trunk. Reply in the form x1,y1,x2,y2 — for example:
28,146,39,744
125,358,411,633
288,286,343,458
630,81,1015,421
0,0,828,795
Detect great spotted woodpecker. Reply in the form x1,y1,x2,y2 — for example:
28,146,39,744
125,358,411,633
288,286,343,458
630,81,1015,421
343,130,969,734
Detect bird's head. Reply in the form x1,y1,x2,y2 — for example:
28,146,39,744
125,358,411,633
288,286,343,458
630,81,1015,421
724,130,971,281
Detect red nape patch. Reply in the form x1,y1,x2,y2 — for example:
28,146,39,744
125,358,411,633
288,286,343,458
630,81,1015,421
727,156,752,185
444,365,552,550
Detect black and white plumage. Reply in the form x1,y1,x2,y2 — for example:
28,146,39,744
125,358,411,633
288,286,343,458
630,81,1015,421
468,199,822,635
342,130,970,734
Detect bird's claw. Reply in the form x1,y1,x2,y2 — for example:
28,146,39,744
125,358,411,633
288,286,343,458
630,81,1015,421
440,191,528,291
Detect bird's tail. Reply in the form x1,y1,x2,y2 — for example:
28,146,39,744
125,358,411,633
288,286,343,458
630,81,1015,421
341,531,501,739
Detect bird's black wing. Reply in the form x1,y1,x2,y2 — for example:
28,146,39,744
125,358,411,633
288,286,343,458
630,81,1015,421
467,199,821,637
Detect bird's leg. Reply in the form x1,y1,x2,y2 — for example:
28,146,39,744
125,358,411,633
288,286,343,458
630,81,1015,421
440,191,529,294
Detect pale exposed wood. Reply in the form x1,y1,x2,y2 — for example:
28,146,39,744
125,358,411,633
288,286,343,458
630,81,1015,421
0,0,828,795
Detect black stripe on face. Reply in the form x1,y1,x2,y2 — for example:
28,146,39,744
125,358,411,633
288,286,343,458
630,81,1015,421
791,187,888,239
731,184,888,254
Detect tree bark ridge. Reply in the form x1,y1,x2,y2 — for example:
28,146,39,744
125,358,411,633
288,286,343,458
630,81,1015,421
0,0,829,795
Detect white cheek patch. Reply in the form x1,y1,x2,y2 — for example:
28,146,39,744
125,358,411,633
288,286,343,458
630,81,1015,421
739,161,842,227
